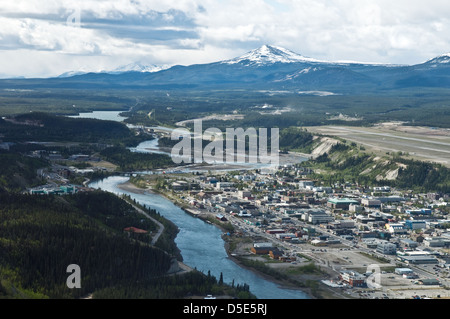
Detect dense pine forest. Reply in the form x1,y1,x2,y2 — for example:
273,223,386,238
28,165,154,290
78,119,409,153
0,191,172,298
392,158,450,193
100,146,174,171
0,112,146,146
0,151,48,192
93,270,254,299
0,190,254,299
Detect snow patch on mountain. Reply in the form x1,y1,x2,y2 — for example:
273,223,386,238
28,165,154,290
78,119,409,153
109,62,171,74
274,67,321,82
298,91,338,96
57,70,92,78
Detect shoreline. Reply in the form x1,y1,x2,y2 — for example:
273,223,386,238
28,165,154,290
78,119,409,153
116,179,317,299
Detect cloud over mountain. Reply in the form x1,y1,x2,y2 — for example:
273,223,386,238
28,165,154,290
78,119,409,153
1,1,450,78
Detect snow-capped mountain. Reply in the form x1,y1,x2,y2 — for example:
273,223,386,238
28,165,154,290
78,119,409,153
424,53,450,65
57,63,170,78
108,62,171,74
222,45,325,66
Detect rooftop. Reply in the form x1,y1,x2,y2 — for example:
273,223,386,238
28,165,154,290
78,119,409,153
328,198,359,204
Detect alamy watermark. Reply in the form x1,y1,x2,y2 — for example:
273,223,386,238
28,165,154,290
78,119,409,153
366,264,382,289
170,120,280,171
66,264,81,289
66,6,81,28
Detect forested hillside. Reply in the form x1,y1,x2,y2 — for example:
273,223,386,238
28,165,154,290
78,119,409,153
305,142,450,193
0,191,254,299
100,146,174,171
0,191,173,298
0,112,145,146
0,152,48,192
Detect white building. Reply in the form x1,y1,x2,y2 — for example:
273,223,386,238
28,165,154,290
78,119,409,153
333,220,356,229
302,210,334,225
376,241,397,255
298,181,314,188
349,204,363,213
216,182,235,190
254,242,273,248
386,223,407,235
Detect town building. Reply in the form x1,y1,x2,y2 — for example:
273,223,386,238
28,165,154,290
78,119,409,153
376,241,397,255
251,246,272,255
400,239,419,249
398,255,439,265
172,181,189,191
423,237,450,248
405,209,432,216
298,180,314,188
238,190,252,199
373,186,391,193
386,223,407,235
361,198,382,208
331,220,356,229
349,204,363,213
269,248,284,260
404,220,427,230
339,270,366,287
327,198,360,210
301,210,334,225
395,268,417,278
216,182,235,190
419,279,441,286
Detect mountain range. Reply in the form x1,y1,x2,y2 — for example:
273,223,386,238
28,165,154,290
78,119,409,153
1,45,450,93
57,62,171,78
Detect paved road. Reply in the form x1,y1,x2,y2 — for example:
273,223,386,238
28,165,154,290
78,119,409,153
130,202,165,245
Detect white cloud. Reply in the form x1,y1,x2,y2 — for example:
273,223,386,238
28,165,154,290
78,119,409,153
1,0,450,77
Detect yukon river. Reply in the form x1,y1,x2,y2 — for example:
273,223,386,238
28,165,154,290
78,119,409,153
89,176,310,299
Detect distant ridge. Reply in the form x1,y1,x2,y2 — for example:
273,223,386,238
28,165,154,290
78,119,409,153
57,62,170,78
2,45,450,92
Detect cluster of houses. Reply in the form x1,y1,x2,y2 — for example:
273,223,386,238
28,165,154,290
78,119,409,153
168,165,450,270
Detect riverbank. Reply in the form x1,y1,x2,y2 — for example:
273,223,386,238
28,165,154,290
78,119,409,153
222,239,318,298
117,180,149,195
116,180,327,299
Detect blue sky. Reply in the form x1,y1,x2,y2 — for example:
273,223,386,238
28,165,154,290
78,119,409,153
1,0,450,77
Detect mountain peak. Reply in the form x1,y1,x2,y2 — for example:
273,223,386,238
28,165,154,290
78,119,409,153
223,44,324,66
425,52,450,65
